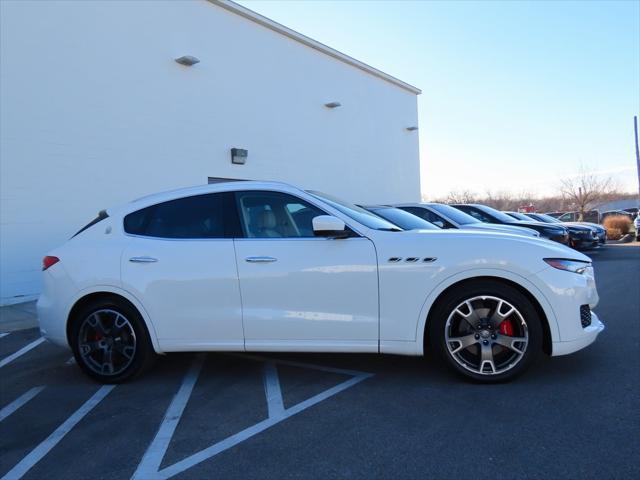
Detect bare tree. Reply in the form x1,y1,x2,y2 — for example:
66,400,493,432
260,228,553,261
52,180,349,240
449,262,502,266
444,189,476,204
559,165,616,221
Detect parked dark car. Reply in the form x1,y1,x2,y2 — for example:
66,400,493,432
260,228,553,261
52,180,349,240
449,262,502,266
361,205,439,231
393,203,540,237
505,211,599,250
451,204,570,245
525,212,606,245
556,210,600,224
623,207,638,219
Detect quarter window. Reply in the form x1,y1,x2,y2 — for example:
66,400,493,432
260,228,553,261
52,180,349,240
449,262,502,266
235,191,326,238
124,194,226,238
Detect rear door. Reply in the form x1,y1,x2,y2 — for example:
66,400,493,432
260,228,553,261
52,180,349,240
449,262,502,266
121,192,244,351
232,190,379,352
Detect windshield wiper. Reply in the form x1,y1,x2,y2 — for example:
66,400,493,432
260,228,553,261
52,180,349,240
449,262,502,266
377,227,403,232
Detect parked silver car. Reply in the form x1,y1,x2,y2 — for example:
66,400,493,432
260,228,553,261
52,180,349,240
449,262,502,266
394,203,540,237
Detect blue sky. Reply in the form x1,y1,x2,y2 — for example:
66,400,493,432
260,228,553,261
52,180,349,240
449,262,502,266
238,0,639,198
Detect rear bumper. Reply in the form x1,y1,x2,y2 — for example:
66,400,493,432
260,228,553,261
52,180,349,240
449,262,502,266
552,311,604,356
36,267,73,350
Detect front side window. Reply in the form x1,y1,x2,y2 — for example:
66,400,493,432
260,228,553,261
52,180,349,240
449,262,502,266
124,193,226,238
235,191,327,238
455,206,491,223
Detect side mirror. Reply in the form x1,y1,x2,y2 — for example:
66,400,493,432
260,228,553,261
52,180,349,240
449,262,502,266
312,215,347,238
433,220,445,229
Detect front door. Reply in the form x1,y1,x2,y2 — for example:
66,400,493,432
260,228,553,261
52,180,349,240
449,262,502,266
232,190,379,352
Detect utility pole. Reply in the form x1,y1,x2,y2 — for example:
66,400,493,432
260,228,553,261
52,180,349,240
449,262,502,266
635,115,640,198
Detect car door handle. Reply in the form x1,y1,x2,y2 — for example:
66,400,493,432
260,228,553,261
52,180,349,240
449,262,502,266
245,256,277,263
129,256,158,263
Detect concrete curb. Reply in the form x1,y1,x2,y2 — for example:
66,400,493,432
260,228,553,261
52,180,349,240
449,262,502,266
0,300,39,333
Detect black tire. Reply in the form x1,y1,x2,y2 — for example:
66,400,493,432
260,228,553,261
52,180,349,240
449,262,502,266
69,296,156,383
428,280,542,383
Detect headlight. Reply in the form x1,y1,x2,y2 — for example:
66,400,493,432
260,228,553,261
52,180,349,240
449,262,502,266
544,258,591,274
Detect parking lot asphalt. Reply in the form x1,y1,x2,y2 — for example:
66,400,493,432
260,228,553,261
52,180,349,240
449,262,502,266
1,244,638,480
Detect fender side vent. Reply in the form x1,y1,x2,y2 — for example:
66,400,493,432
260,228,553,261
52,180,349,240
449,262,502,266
405,257,419,263
423,257,437,263
388,257,402,263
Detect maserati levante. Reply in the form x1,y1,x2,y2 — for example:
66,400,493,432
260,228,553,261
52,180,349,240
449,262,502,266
37,182,604,383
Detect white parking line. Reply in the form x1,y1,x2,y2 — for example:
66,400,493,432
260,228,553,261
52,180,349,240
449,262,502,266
159,371,371,480
0,338,45,369
131,355,205,480
0,386,45,422
133,353,373,480
1,385,115,480
263,362,285,419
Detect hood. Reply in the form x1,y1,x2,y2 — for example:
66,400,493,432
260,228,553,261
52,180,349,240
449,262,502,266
462,223,539,237
564,222,603,231
563,224,595,233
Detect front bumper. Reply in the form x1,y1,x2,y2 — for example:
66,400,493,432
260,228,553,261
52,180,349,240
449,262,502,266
552,311,604,356
534,265,603,356
569,236,599,250
547,233,570,245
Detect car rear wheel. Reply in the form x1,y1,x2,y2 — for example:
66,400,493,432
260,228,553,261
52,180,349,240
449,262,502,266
70,297,156,383
429,280,542,382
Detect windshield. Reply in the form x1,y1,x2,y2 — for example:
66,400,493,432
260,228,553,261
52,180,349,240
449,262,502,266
476,205,522,223
308,191,401,231
507,211,531,221
367,207,438,231
427,203,480,225
530,213,561,223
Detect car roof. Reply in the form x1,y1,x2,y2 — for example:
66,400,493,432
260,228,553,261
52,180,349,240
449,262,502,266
111,180,303,216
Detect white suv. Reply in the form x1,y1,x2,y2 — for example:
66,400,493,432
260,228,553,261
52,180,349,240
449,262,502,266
38,181,604,383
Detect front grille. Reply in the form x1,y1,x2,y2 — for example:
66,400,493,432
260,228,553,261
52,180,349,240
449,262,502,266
580,305,592,328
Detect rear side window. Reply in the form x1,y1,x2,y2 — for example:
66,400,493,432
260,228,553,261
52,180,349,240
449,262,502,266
124,193,226,238
72,210,109,238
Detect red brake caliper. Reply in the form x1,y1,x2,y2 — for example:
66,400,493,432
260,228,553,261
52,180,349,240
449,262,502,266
499,319,514,336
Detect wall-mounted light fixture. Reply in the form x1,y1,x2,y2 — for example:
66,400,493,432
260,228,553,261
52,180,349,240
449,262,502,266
175,55,200,66
231,148,248,165
405,126,419,131
324,101,342,109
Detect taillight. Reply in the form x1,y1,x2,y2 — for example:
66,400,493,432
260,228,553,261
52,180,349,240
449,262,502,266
42,256,60,271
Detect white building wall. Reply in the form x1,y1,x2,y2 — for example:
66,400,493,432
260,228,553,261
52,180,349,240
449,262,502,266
0,0,420,304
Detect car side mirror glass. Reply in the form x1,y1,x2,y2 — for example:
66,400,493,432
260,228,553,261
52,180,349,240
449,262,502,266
312,215,347,238
433,220,444,228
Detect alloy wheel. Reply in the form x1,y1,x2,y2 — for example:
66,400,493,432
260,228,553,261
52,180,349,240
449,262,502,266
444,296,529,375
77,309,137,376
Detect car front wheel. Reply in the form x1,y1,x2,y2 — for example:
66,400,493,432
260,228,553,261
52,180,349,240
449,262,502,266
429,280,542,382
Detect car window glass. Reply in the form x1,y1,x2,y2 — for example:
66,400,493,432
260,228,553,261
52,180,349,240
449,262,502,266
370,208,438,230
236,191,327,238
307,191,400,231
402,207,436,222
460,207,490,223
124,194,225,238
427,204,479,225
